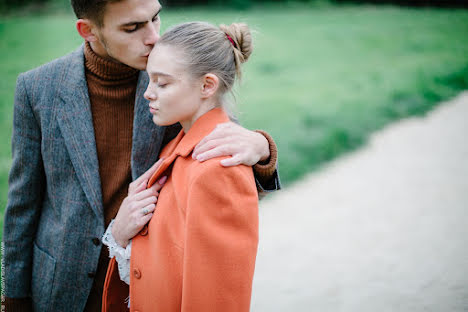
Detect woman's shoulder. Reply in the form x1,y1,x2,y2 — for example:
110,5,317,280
186,156,256,192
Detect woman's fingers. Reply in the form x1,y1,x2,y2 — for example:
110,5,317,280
136,179,148,192
128,178,147,196
129,158,164,193
138,158,164,184
137,202,156,215
149,175,167,191
132,187,159,201
140,213,153,225
131,175,167,202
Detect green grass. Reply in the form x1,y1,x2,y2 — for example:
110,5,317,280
1,5,468,236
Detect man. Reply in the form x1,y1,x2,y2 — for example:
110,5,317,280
2,0,280,311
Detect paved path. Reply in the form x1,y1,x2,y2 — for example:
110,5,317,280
251,92,468,311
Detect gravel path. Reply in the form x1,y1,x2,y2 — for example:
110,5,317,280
251,92,468,312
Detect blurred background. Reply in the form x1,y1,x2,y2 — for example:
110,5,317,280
1,0,467,310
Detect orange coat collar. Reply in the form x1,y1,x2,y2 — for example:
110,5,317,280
148,107,230,187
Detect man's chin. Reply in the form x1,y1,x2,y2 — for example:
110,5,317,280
131,62,147,71
123,58,147,71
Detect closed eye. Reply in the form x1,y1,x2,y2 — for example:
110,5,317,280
124,24,141,33
122,9,161,33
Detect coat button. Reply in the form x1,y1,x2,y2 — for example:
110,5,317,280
140,225,148,236
92,237,100,246
88,272,95,278
133,268,141,279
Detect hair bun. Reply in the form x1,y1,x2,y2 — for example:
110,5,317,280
219,23,253,64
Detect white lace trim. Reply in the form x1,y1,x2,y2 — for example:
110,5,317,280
102,219,131,285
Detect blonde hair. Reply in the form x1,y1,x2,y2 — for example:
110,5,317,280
158,21,253,96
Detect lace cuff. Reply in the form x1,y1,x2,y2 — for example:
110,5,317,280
102,219,132,285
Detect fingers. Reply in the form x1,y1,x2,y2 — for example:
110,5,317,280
131,180,148,194
143,203,156,214
140,212,154,226
137,203,156,228
192,122,235,158
138,197,157,209
193,138,226,160
195,146,232,162
220,154,244,167
195,141,235,162
194,132,221,152
132,188,159,201
134,158,164,186
148,175,167,192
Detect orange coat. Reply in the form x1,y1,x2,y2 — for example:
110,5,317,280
102,108,259,312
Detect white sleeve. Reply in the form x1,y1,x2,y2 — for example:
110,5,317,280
102,219,131,285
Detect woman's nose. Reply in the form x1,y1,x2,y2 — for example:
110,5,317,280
144,85,156,101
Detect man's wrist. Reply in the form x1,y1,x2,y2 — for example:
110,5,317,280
253,130,278,177
256,131,270,163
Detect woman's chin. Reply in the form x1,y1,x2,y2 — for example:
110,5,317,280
152,115,173,127
152,115,163,125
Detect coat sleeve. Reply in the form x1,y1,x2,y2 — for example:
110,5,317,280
3,73,46,299
181,162,259,312
252,129,281,198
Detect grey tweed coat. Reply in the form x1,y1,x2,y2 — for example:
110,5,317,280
2,45,181,311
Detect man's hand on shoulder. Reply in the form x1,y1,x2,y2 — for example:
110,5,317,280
192,122,270,167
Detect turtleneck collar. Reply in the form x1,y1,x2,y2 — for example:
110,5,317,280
84,41,140,81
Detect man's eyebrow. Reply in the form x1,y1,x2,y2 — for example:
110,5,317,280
120,8,162,27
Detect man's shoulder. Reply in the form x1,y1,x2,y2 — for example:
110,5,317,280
19,45,84,82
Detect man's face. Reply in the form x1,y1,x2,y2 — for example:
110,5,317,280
92,0,162,70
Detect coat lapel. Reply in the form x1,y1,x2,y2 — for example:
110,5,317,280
147,108,230,187
56,45,104,220
131,71,166,180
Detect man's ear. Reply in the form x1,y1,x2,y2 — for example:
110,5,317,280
200,74,220,99
76,19,99,42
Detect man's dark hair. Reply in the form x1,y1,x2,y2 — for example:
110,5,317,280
71,0,122,27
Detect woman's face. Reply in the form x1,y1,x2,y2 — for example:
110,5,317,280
144,44,203,130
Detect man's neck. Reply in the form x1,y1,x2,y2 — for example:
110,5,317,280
84,41,139,81
88,40,122,65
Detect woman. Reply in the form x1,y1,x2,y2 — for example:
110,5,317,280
102,21,259,311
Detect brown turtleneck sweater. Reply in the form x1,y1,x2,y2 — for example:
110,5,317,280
83,42,138,312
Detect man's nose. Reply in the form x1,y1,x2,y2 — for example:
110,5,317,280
144,24,160,46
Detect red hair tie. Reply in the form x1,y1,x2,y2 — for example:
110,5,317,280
225,34,236,48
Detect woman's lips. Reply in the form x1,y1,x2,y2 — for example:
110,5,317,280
149,107,158,114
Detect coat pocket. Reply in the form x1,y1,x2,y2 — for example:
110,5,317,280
31,241,56,311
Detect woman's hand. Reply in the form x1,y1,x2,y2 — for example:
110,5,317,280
112,159,167,247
